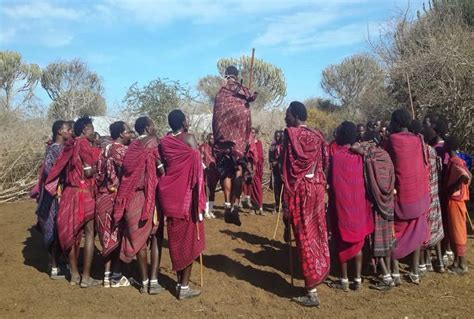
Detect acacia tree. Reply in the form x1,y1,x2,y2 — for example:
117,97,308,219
123,78,193,135
41,59,106,119
321,53,395,121
195,56,286,110
0,51,41,113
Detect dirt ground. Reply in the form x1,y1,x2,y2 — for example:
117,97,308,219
1,191,473,318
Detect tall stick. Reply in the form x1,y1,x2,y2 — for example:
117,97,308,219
196,222,203,287
288,227,294,286
406,73,415,119
248,48,255,90
272,186,284,240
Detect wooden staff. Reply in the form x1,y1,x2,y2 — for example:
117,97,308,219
248,48,255,90
288,227,294,286
406,73,415,119
196,222,203,287
272,186,284,240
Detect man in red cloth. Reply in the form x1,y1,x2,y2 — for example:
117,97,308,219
45,116,101,288
386,109,430,285
199,133,218,219
212,65,257,226
269,130,284,214
158,110,206,300
282,101,330,307
113,116,164,295
247,127,264,215
95,121,132,287
329,121,374,292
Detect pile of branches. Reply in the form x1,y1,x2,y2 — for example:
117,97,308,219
0,115,48,202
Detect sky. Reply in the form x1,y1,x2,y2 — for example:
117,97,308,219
0,0,425,113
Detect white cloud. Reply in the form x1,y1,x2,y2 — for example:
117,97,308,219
2,1,84,20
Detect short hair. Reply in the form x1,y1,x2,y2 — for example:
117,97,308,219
366,120,375,130
225,65,239,78
134,116,151,135
168,109,186,131
422,127,438,146
274,130,283,140
357,124,365,130
434,117,448,139
390,108,412,133
336,121,357,146
52,120,65,141
288,101,307,121
444,135,460,152
110,121,126,140
74,116,93,137
363,130,381,145
409,119,423,135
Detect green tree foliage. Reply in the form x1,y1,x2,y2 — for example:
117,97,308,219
0,51,41,113
216,56,287,109
41,59,106,120
197,75,223,105
123,78,192,135
305,108,338,139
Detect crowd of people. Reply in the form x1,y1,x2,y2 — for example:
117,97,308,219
31,65,472,308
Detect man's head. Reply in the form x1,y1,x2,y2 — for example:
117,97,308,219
409,119,423,135
357,123,366,136
224,65,239,80
274,130,283,143
363,130,381,145
52,120,72,142
74,116,94,142
207,133,214,145
444,135,460,153
168,109,187,132
285,101,307,127
422,127,438,146
374,120,382,131
434,117,449,140
135,116,156,136
250,127,258,137
110,121,132,145
366,121,375,132
336,121,357,146
389,108,412,133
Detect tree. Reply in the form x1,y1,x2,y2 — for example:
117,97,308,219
0,51,41,113
372,0,474,154
305,108,338,139
196,75,223,105
321,54,395,121
123,78,192,135
303,96,339,112
216,56,287,109
41,59,106,119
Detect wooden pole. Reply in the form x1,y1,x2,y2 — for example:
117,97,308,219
248,48,255,90
196,221,203,287
406,73,415,119
272,187,284,240
288,228,294,286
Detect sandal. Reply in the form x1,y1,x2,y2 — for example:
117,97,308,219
111,276,131,288
69,273,81,286
80,277,102,288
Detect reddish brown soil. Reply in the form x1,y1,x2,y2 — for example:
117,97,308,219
1,192,473,318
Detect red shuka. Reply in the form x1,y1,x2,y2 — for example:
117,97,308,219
282,126,330,289
330,146,374,263
158,134,206,271
212,80,257,159
113,137,159,263
45,137,99,253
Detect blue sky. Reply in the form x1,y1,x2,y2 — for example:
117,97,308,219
0,0,424,113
